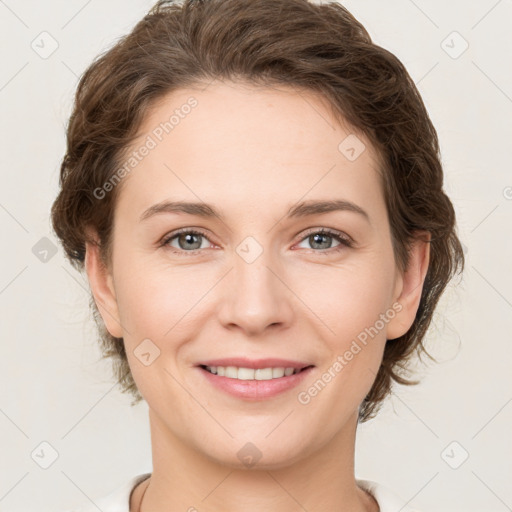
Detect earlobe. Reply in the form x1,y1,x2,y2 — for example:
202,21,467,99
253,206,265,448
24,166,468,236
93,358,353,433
84,233,124,339
386,231,431,341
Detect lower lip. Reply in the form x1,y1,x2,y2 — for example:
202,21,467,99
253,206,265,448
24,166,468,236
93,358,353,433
197,366,315,400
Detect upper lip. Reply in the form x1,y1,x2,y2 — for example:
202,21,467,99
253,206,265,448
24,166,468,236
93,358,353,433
196,357,314,370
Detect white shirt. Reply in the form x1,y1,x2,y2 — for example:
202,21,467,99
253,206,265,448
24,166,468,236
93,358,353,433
63,473,422,512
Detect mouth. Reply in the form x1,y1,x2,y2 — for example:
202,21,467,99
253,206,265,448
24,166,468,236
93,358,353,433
199,364,314,380
196,363,316,400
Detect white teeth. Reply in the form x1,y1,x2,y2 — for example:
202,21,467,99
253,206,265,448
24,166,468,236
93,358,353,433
225,366,238,378
204,365,302,380
255,368,273,380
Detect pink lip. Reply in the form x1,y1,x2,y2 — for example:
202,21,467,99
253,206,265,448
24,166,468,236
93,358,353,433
196,357,313,370
197,365,315,400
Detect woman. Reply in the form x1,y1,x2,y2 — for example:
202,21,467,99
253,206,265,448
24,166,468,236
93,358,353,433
52,0,464,510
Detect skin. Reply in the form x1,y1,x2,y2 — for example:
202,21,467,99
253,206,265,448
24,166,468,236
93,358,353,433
85,80,430,512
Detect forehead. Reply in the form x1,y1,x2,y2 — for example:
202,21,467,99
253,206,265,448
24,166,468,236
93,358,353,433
115,80,385,223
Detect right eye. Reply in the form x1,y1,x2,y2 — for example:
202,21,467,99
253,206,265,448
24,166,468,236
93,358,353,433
160,228,214,255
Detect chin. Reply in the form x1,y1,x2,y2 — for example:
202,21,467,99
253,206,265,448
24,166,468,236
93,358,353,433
199,434,312,471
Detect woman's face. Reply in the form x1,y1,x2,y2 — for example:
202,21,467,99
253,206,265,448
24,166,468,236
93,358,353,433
87,80,427,468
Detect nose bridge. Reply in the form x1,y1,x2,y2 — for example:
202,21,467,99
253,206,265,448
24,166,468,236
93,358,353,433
218,235,293,333
234,235,282,309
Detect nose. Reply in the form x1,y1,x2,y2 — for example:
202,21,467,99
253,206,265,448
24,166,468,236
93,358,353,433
216,245,295,336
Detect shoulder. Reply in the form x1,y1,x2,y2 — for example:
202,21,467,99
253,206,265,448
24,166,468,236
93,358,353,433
356,478,423,512
60,473,152,512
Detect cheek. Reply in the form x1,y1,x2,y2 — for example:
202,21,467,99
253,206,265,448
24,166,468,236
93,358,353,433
296,257,395,336
293,258,395,399
113,259,195,399
113,254,202,335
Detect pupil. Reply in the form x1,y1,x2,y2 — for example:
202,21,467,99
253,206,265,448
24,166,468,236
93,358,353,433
311,233,330,249
181,233,201,250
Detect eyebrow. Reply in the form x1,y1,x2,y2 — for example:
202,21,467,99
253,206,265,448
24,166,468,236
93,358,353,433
139,199,370,223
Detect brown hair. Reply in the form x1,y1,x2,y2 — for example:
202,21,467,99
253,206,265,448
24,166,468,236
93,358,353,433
51,0,464,422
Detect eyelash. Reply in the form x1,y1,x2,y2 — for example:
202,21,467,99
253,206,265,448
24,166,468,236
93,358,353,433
159,227,354,256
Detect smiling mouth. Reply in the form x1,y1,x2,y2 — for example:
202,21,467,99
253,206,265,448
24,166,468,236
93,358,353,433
199,364,314,380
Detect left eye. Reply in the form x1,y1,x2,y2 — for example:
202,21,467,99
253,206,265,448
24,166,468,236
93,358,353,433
160,228,353,255
296,229,352,252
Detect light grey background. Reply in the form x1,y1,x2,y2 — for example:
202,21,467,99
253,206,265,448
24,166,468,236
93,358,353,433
0,1,511,511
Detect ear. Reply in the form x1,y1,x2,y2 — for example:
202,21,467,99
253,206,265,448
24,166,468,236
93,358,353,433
386,231,431,341
84,228,124,339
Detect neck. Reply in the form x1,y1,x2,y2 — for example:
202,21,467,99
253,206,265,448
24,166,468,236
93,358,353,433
135,408,378,512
